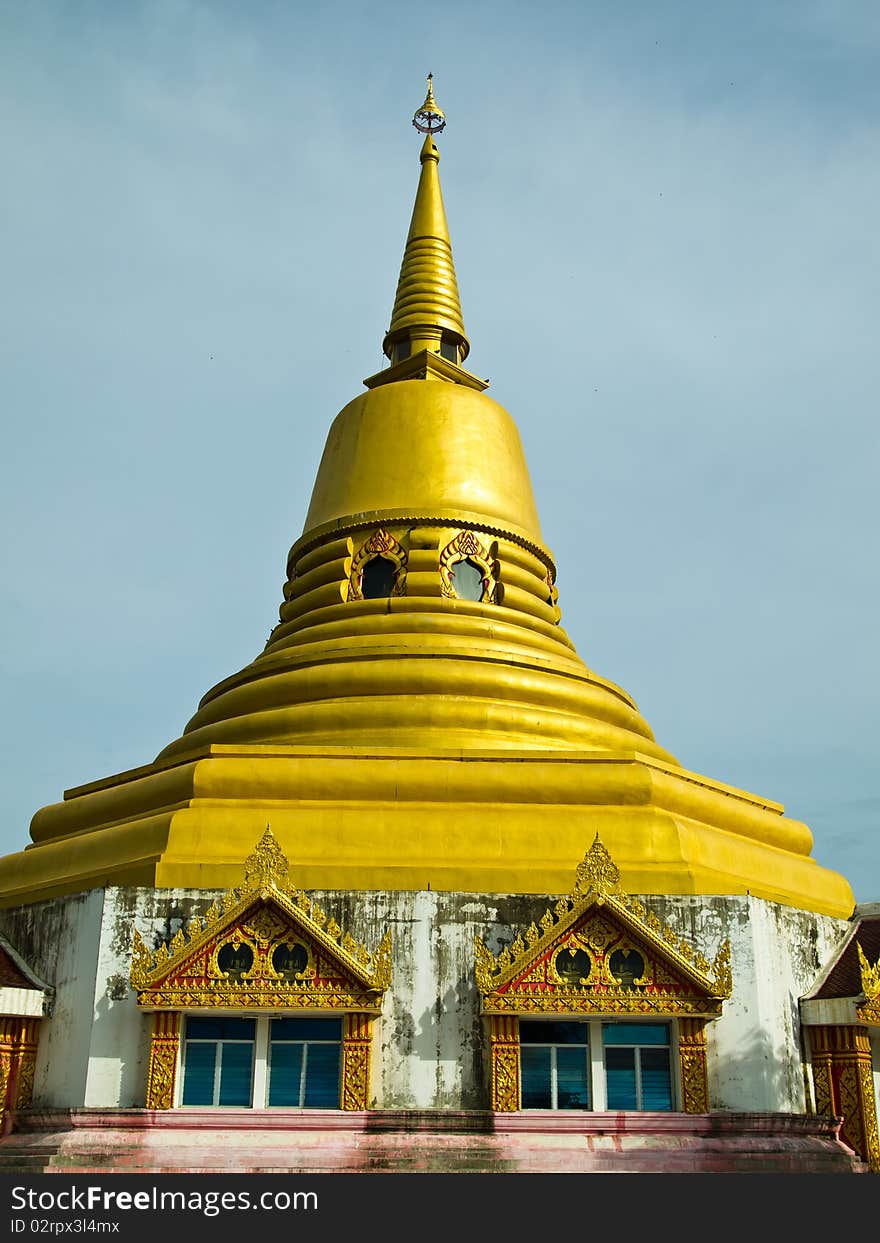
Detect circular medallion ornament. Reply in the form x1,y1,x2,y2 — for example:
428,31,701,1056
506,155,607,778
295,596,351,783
553,946,592,986
217,941,254,980
609,947,645,991
272,942,309,980
413,73,446,134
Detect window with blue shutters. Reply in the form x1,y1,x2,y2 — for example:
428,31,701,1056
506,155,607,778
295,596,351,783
179,1015,343,1108
517,1019,675,1112
268,1017,342,1108
181,1017,256,1107
520,1020,590,1110
603,1023,673,1111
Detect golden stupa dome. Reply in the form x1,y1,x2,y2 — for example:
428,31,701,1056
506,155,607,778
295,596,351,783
0,80,853,918
152,107,673,767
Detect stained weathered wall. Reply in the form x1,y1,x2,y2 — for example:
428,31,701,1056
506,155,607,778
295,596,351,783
0,886,851,1113
0,890,102,1106
642,894,846,1111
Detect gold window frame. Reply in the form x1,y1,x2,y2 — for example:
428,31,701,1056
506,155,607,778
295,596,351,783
476,835,730,1114
132,828,391,1112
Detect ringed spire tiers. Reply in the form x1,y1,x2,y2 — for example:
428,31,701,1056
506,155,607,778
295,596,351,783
0,81,855,919
382,76,470,366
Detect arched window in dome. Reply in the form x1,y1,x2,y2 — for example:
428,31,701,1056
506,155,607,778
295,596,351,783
450,557,485,601
545,567,561,625
439,531,498,605
346,529,407,602
361,555,398,600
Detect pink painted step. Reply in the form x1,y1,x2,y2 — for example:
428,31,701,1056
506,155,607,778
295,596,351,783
0,1109,867,1174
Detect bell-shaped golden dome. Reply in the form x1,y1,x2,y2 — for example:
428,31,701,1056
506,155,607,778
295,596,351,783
1,82,854,918
152,85,672,767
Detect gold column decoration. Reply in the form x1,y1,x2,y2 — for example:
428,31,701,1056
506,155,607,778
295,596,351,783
12,1017,38,1111
802,1060,815,1115
810,1024,879,1172
678,1017,710,1114
0,1016,40,1129
145,1011,181,1110
811,1029,833,1120
489,1015,521,1112
0,1024,10,1132
341,1012,373,1111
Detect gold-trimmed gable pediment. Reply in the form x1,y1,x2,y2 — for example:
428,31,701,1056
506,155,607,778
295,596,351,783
131,827,391,1011
476,835,730,1018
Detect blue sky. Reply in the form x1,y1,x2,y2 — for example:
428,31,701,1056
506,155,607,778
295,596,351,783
1,1,878,901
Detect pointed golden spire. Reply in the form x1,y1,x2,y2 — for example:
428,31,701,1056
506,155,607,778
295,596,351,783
383,76,470,366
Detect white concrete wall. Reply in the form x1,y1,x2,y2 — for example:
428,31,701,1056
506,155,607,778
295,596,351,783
0,885,852,1113
0,889,104,1107
647,894,847,1112
84,887,152,1107
708,898,804,1110
85,886,234,1107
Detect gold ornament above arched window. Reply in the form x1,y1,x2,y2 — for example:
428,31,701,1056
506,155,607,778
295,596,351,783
345,529,407,601
439,530,499,604
545,567,561,624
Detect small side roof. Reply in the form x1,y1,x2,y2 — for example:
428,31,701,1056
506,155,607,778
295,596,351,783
802,910,880,1001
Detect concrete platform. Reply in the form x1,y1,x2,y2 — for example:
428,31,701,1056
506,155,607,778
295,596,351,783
0,1109,868,1174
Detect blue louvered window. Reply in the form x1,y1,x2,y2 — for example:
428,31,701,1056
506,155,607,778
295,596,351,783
603,1023,672,1111
268,1017,342,1108
181,1017,256,1106
519,1021,590,1110
517,1019,675,1111
179,1015,344,1108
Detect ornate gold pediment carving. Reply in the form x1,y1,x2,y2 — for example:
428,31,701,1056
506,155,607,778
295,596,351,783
857,943,880,1025
131,827,391,1011
475,834,730,1018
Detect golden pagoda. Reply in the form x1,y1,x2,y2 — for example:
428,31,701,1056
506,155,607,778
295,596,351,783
0,78,853,919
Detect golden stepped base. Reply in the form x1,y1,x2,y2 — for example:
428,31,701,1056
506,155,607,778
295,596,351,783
0,746,854,917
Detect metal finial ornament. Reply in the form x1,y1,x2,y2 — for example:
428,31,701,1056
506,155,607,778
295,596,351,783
413,73,446,134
